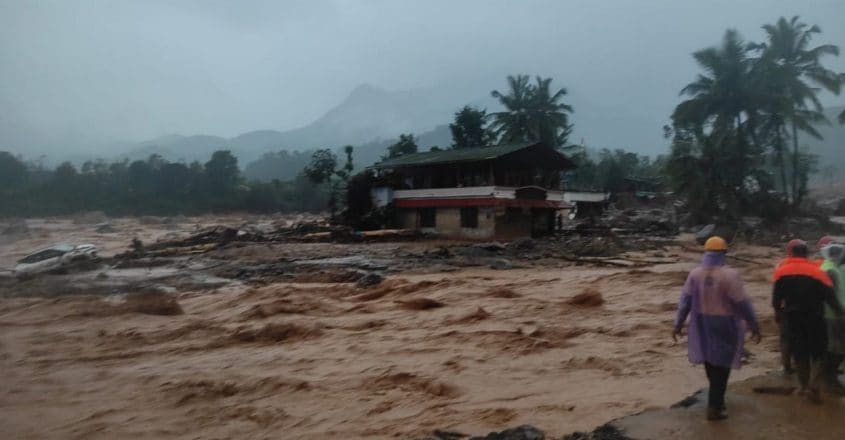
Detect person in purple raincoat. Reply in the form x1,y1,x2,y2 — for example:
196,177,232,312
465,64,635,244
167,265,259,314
673,236,761,421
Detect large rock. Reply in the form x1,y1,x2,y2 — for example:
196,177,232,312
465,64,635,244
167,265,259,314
696,224,737,244
488,258,514,270
469,425,545,440
508,238,536,251
475,242,506,252
356,272,384,288
95,222,117,233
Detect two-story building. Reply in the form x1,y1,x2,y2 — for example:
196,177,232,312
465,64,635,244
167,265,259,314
370,141,600,239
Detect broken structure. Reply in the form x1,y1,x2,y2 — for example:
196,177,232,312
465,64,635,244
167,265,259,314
371,142,607,239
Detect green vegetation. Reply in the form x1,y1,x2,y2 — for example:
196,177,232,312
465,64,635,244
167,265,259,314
243,149,316,182
490,75,573,148
667,16,843,222
304,146,355,218
449,106,494,149
11,16,841,221
0,151,329,216
383,134,419,159
564,147,665,193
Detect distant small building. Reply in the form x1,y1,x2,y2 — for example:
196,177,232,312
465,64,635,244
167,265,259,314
370,141,604,239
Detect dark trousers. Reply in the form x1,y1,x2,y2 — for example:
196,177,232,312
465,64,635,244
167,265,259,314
795,353,824,390
778,315,793,369
705,362,731,410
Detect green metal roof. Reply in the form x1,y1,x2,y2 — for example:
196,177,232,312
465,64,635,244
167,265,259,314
371,141,572,169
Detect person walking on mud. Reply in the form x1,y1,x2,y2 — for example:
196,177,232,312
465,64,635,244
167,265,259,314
772,240,844,403
673,236,761,421
820,243,845,394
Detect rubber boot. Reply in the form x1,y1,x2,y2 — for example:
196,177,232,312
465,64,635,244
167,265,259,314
807,388,823,404
706,406,728,421
823,354,845,395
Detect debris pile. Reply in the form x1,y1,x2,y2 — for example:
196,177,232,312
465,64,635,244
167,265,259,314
123,290,184,316
567,287,605,307
71,211,108,224
420,424,545,440
2,219,30,235
599,207,678,236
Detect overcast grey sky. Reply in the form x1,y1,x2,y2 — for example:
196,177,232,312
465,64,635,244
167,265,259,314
1,0,844,156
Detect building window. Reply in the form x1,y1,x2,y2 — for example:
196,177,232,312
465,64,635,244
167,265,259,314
460,207,478,228
419,208,436,228
505,207,522,218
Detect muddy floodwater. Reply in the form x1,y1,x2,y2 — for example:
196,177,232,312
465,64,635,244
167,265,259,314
0,215,796,438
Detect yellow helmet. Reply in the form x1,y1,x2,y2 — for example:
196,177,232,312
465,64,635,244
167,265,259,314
704,236,728,252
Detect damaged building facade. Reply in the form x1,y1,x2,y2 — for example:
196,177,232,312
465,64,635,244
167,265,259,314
370,141,605,239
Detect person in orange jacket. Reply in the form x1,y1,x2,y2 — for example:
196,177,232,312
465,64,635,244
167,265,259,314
773,239,844,403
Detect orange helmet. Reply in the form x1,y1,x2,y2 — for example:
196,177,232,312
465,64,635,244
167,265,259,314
704,236,728,252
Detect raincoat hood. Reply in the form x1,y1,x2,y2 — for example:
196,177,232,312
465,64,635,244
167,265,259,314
702,251,726,267
821,244,845,265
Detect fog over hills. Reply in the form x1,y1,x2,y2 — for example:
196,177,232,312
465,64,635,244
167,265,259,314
116,80,667,170
2,1,843,176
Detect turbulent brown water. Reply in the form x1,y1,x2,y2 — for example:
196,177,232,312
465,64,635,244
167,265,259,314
0,215,784,439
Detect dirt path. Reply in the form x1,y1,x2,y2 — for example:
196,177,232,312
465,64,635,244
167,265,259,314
611,373,845,439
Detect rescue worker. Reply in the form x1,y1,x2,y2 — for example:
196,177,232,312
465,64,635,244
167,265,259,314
815,235,836,265
772,239,844,403
673,236,761,421
775,241,803,375
820,243,845,394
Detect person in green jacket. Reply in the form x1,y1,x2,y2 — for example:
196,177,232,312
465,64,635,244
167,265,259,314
819,243,845,394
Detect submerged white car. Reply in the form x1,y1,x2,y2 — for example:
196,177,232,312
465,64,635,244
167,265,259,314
14,244,100,279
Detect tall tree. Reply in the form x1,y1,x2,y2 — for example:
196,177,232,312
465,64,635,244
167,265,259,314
0,151,28,189
304,149,339,184
204,150,240,193
753,16,842,205
449,106,493,149
304,147,354,218
384,134,418,159
672,29,761,214
489,75,573,147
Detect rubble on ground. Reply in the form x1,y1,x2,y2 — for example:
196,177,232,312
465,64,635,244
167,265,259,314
71,211,108,224
599,207,678,236
1,219,29,237
420,425,546,440
123,289,184,315
356,272,384,288
95,222,117,233
562,425,632,440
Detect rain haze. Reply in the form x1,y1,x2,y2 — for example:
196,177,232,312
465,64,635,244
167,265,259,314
6,2,845,439
1,0,844,161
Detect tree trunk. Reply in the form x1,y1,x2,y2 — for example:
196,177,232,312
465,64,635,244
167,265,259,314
791,122,799,208
776,126,788,198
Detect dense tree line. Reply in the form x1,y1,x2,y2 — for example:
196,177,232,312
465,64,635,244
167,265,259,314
0,150,329,217
667,16,844,222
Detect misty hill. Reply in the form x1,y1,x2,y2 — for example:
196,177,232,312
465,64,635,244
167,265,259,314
118,134,229,162
243,124,451,182
121,84,468,165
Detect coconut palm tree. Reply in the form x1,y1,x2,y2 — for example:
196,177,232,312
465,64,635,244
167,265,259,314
754,16,842,205
489,75,573,147
672,29,761,200
673,30,756,133
530,76,574,147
